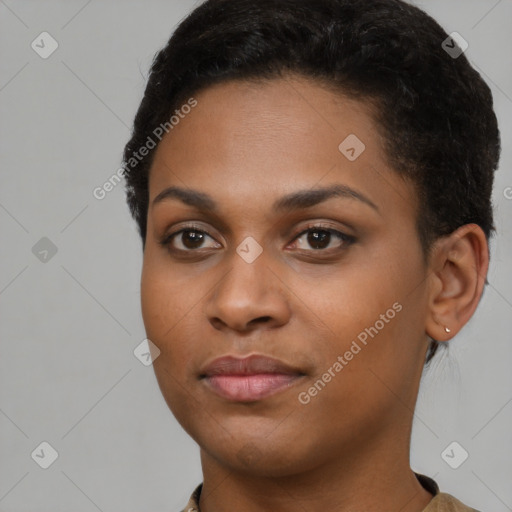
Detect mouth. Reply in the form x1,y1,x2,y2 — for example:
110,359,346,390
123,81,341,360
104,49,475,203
199,354,306,402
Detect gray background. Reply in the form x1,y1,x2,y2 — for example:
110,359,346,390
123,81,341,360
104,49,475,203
0,1,511,511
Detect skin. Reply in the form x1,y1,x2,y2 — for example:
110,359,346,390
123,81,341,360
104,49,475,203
140,75,489,512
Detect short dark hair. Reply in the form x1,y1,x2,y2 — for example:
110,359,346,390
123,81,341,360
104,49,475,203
123,0,501,363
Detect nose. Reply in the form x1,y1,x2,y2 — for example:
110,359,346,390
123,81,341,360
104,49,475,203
205,248,291,334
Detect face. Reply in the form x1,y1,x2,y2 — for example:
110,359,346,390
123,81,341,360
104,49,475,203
141,76,432,476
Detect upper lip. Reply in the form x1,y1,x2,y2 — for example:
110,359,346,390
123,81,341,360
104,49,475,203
200,354,305,377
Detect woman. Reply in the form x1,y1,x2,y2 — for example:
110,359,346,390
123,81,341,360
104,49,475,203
122,0,501,510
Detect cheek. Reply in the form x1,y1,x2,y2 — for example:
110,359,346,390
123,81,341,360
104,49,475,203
290,243,426,381
141,263,171,345
289,259,400,349
140,255,204,428
141,252,196,361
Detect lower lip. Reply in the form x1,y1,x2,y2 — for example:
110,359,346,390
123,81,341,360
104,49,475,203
204,374,302,402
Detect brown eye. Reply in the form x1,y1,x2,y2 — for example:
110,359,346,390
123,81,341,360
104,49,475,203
160,226,221,253
180,230,207,249
291,226,355,252
306,229,331,249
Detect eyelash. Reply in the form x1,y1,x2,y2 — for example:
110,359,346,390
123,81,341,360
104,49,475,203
159,223,356,256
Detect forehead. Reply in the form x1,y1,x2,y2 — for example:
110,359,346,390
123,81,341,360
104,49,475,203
148,76,415,220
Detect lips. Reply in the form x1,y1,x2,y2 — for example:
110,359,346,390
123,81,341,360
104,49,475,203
200,354,305,402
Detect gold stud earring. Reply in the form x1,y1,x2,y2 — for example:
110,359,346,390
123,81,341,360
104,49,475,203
444,326,451,333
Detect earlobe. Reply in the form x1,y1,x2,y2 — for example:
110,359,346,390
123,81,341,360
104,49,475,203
425,224,489,342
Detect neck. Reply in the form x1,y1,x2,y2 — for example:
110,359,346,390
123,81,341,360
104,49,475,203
198,427,433,512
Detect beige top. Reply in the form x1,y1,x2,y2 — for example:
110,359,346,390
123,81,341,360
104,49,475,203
180,473,481,512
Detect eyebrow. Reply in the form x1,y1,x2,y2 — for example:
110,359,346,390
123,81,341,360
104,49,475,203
151,184,379,214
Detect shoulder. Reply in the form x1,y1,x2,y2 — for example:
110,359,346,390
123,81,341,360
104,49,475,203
415,472,481,512
422,491,482,512
178,483,202,512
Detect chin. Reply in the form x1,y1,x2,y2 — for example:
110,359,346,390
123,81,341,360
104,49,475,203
197,427,328,478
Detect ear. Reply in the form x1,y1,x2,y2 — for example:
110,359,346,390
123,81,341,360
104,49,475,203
425,224,489,341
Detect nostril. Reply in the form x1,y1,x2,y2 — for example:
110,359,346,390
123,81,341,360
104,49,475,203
251,316,272,324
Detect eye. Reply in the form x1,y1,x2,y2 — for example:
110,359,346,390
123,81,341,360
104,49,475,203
288,224,355,252
159,223,355,255
159,225,221,252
